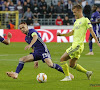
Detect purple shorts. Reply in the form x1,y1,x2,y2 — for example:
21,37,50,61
0,36,4,42
30,49,51,63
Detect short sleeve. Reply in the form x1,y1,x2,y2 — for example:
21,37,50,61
29,29,38,37
86,18,92,29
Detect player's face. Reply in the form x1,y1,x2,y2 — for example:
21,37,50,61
19,24,28,34
72,8,81,19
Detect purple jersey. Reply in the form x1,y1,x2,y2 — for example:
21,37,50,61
0,36,4,42
25,29,51,62
91,11,100,31
25,29,47,50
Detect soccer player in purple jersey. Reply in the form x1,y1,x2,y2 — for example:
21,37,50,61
0,32,12,45
6,22,74,79
86,6,100,55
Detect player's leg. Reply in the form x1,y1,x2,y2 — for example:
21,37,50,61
60,52,70,76
60,52,72,81
86,29,99,55
42,50,66,74
44,58,64,73
15,54,34,73
43,51,70,75
69,58,87,73
69,58,93,80
86,34,94,55
6,54,34,79
44,58,74,79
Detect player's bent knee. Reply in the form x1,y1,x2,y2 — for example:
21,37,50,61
19,56,27,62
69,63,74,68
69,65,74,68
60,57,64,62
19,58,23,62
47,64,53,67
45,58,53,67
46,61,53,67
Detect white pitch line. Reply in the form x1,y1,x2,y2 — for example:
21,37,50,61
0,59,18,61
0,54,25,56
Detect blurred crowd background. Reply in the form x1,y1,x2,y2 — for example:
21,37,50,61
0,0,100,28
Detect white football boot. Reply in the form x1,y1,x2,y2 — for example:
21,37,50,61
60,76,72,81
86,71,93,80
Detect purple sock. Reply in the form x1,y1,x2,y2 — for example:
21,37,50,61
15,61,24,73
89,40,92,52
52,63,64,73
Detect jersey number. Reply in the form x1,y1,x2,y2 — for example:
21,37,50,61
42,53,48,58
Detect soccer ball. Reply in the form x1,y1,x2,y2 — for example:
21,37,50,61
36,73,47,83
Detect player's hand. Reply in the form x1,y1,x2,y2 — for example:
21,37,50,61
7,32,12,38
25,45,31,50
34,61,38,69
97,43,100,47
57,32,61,36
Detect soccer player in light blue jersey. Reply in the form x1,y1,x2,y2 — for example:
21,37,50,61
6,22,74,79
86,6,100,55
0,32,12,45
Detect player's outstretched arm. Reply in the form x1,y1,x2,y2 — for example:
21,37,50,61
2,32,12,45
57,30,74,37
89,27,100,47
25,34,38,50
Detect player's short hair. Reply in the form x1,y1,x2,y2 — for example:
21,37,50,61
19,22,27,25
93,5,97,10
72,4,82,10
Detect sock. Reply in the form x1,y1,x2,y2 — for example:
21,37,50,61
89,40,92,52
60,62,69,76
73,64,87,74
52,63,64,73
15,61,24,73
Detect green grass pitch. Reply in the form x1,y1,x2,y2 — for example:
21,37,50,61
0,42,100,90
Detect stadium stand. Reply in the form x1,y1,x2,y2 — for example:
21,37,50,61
0,0,99,29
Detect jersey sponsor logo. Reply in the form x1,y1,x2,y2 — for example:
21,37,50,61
37,29,54,42
57,30,70,42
